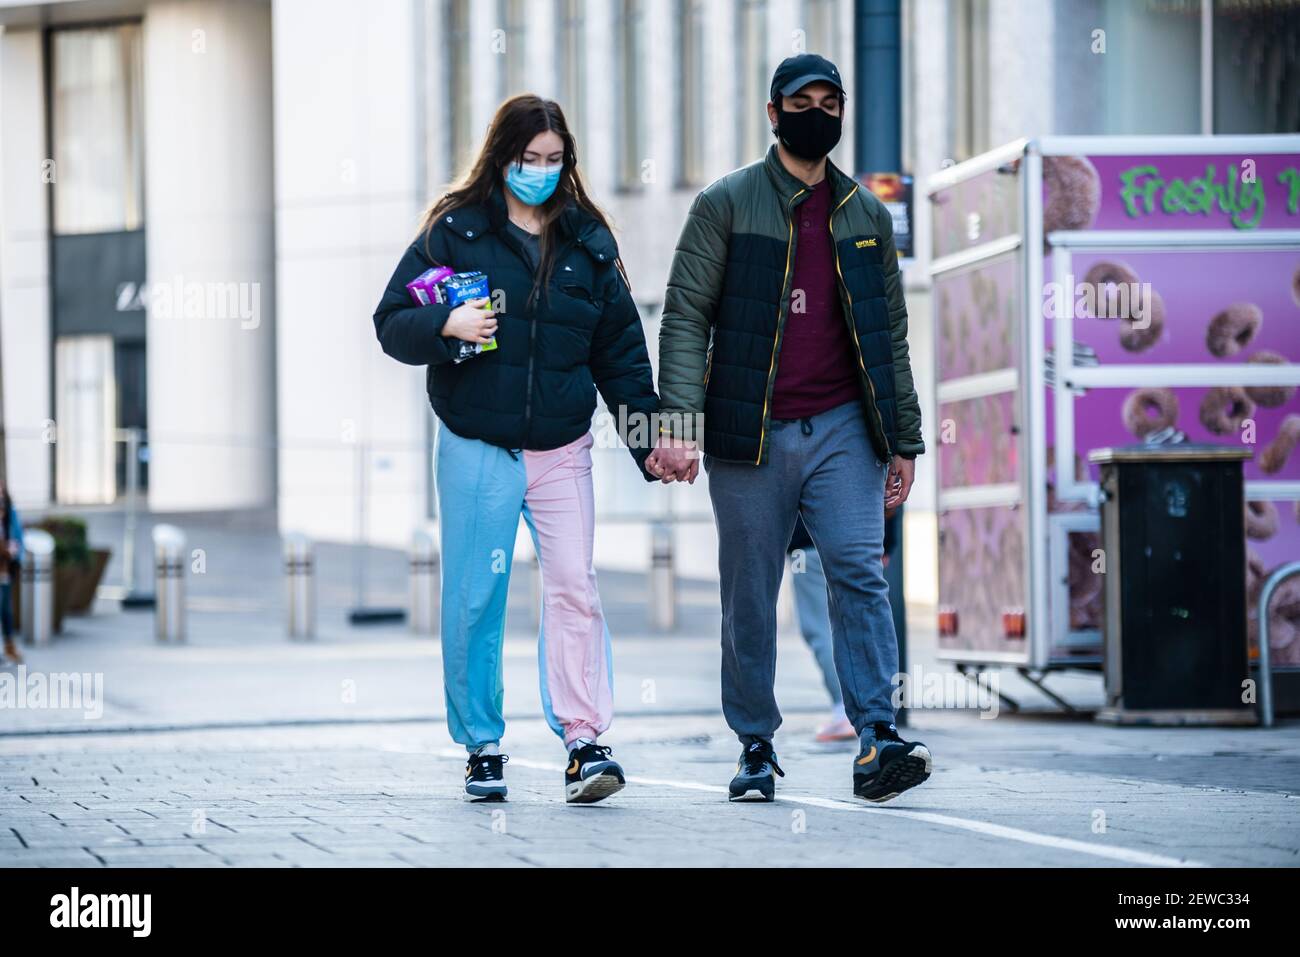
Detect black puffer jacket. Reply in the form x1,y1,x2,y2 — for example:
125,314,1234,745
374,188,659,479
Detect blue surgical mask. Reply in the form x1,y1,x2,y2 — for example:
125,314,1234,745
505,162,563,206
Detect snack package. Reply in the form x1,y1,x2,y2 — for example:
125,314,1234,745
405,268,497,363
405,266,455,305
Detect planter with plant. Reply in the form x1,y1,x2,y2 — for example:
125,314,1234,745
28,516,112,630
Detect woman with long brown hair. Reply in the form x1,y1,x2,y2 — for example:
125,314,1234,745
373,95,658,804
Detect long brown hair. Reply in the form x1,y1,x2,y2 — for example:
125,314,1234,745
420,95,622,299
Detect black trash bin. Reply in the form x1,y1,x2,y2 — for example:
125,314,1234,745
1088,444,1255,726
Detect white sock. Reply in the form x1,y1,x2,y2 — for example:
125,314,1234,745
568,736,596,754
470,742,499,757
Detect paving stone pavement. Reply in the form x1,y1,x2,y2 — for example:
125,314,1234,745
2,711,1297,868
3,509,1297,867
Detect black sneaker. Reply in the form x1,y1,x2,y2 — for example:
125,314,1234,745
464,750,508,802
728,739,784,802
853,722,931,803
564,742,626,804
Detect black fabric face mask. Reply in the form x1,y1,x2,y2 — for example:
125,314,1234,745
774,104,843,161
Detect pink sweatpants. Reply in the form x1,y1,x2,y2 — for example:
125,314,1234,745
523,432,613,746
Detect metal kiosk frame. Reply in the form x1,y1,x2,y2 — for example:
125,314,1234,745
927,135,1300,712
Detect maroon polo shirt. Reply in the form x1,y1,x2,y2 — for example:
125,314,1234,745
771,177,863,420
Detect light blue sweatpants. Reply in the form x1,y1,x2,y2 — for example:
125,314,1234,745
789,547,843,707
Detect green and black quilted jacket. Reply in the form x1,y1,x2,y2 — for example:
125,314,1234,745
658,146,925,465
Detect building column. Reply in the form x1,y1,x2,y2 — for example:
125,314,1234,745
272,0,428,547
0,26,53,504
142,0,275,511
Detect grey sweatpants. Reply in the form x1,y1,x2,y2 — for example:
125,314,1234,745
704,399,898,744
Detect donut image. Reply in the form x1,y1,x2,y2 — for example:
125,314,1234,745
1122,387,1179,438
1199,386,1256,436
1042,156,1100,250
1082,261,1140,320
1260,414,1300,475
1245,351,1297,408
1255,572,1300,653
1206,303,1262,358
1119,289,1165,352
1068,530,1102,603
1247,548,1268,653
1073,587,1104,632
1069,530,1104,630
1245,500,1279,540
1247,548,1268,601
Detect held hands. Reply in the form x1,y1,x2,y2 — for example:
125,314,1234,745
644,443,914,495
884,455,915,509
441,298,497,344
645,435,699,484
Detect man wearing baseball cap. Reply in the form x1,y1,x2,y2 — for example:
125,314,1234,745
649,53,931,804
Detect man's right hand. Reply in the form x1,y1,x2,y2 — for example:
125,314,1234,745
646,435,700,484
441,298,497,343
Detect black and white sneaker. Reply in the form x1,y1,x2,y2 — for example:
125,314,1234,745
853,722,931,803
728,739,784,802
564,742,626,804
464,750,508,802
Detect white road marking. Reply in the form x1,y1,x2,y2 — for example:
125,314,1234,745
431,747,1208,868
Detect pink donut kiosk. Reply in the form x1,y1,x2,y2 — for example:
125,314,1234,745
929,135,1300,719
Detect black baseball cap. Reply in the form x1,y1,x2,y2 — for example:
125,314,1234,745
770,53,846,101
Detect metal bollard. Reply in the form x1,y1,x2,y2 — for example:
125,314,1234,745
20,530,55,646
152,524,186,643
410,525,439,637
283,533,315,640
648,522,677,631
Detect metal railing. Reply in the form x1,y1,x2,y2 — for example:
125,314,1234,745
1256,561,1300,729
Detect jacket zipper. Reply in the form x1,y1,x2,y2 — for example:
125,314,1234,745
523,293,538,446
829,185,889,458
755,187,808,465
504,228,547,448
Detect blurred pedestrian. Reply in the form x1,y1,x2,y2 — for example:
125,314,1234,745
788,509,899,743
1,483,24,664
651,54,932,804
374,95,659,804
786,516,855,742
